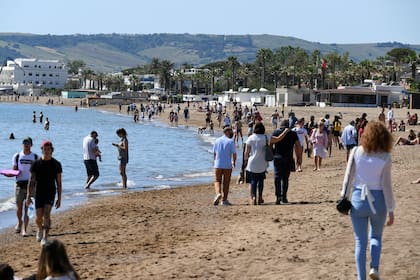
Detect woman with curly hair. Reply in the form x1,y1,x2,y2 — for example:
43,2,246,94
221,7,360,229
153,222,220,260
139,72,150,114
340,121,395,280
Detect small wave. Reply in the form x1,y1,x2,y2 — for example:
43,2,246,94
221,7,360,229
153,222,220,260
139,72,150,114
183,171,213,178
155,175,164,179
0,197,16,213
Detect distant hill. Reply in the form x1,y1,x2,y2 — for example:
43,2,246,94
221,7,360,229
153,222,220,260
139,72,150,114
1,33,419,73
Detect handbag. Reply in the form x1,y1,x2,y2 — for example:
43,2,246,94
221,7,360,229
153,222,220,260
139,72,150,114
336,147,357,215
336,197,352,215
264,135,274,161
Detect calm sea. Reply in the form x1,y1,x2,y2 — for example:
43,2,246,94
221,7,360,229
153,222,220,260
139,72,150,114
0,103,223,230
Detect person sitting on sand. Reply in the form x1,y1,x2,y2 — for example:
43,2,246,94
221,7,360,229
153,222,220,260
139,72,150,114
394,129,417,146
37,239,80,280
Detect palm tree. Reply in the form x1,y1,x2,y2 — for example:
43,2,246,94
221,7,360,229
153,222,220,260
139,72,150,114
227,56,240,91
256,48,274,89
159,60,174,94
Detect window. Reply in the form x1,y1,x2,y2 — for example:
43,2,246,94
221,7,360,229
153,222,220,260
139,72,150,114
49,74,53,77
42,74,46,77
28,73,33,76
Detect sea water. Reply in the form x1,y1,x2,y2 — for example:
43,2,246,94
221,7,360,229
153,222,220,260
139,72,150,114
0,103,224,230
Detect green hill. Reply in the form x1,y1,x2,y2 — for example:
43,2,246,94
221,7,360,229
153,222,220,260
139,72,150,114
0,33,419,72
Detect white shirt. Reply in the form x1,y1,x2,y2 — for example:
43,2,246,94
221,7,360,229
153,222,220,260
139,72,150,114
12,151,37,182
82,135,97,160
387,109,394,121
245,134,268,173
292,127,308,147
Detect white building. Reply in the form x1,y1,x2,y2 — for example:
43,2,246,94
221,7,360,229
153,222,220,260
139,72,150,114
0,58,67,94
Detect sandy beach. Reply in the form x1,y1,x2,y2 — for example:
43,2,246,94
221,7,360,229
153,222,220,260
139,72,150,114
1,97,420,279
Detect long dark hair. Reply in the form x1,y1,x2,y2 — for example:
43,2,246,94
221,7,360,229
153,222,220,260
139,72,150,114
37,239,80,280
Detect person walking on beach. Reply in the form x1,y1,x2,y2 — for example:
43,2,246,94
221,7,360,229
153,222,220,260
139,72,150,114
6,137,38,237
112,128,129,189
340,122,395,280
244,122,268,205
83,131,100,189
341,120,358,162
26,141,62,246
387,105,394,133
212,125,236,206
292,118,308,172
270,120,302,204
310,119,329,171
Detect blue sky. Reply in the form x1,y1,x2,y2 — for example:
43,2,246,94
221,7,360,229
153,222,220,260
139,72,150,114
1,0,419,44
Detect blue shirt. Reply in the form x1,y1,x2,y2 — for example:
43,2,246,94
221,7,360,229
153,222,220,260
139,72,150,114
341,124,357,145
213,135,236,169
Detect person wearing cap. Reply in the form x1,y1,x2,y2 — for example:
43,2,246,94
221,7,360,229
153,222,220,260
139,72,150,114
212,125,237,206
83,131,100,189
341,120,358,161
6,137,39,237
26,140,62,245
270,120,302,204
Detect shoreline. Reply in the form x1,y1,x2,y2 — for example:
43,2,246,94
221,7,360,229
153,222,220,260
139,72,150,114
1,96,420,279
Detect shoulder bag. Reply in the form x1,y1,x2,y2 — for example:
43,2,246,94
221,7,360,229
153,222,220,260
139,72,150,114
264,135,274,161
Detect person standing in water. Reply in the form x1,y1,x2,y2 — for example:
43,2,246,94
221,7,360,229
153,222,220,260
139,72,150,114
112,128,129,189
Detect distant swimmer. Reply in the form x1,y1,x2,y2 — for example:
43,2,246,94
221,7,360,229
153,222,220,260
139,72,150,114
32,111,36,123
39,111,44,123
44,118,50,130
9,133,15,140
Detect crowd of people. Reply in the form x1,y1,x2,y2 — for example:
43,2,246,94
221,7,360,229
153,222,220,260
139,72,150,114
200,101,415,280
3,99,419,279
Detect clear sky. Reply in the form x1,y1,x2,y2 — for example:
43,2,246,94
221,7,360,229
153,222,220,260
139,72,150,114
1,0,419,44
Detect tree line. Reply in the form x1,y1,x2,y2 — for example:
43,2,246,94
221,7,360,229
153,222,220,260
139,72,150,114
66,47,420,94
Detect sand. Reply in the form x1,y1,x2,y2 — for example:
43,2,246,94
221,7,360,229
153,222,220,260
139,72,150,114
1,96,420,279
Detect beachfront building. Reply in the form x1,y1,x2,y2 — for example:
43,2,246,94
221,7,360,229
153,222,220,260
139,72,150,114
0,58,67,94
314,81,406,107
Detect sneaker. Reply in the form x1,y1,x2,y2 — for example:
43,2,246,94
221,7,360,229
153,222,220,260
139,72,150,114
280,198,289,204
15,224,21,234
36,230,43,242
221,200,232,206
369,268,380,280
213,193,222,206
40,238,47,246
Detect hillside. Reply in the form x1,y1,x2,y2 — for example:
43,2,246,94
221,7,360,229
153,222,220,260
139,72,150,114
0,33,419,72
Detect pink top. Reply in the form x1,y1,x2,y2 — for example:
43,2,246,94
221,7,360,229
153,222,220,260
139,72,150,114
310,128,328,148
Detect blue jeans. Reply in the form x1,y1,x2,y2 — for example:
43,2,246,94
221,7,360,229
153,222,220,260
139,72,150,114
350,188,387,280
248,172,265,199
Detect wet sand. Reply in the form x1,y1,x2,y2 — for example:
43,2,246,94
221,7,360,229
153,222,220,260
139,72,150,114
1,96,420,279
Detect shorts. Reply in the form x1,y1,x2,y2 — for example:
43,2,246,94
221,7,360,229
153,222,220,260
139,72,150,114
119,157,128,166
15,181,29,204
333,131,340,137
346,144,357,151
84,160,99,177
214,168,232,183
35,192,56,209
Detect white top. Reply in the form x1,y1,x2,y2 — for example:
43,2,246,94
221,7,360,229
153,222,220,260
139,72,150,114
12,151,37,182
341,146,395,212
82,135,97,160
387,109,394,121
245,134,268,173
292,127,307,147
45,272,76,280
